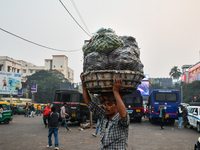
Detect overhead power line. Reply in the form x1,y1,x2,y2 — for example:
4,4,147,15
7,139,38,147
0,27,81,52
59,0,91,37
70,0,91,35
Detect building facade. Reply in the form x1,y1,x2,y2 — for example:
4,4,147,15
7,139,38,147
0,56,22,73
45,55,74,83
18,60,45,82
181,63,200,83
0,55,74,99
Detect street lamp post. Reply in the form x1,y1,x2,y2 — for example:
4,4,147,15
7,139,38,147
10,91,12,103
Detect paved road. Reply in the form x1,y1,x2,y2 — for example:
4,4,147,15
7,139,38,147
0,115,199,150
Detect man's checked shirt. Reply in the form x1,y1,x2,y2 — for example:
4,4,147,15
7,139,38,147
88,101,130,150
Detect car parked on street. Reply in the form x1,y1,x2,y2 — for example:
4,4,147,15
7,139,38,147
181,103,190,108
187,106,200,132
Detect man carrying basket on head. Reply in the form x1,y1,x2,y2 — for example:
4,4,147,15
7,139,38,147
80,75,130,150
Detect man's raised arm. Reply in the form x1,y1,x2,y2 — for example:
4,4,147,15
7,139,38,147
113,78,127,118
80,73,91,104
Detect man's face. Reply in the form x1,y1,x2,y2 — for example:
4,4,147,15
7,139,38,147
104,99,117,116
159,104,162,108
47,104,50,108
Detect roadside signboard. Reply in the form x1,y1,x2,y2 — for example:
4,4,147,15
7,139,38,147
0,71,21,95
18,89,22,96
31,84,37,93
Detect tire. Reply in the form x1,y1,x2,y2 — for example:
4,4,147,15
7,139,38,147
4,119,9,124
136,117,141,123
169,119,175,125
78,115,87,124
197,123,200,133
189,124,193,129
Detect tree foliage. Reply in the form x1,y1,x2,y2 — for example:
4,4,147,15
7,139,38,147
169,66,182,81
26,70,68,104
182,81,200,103
149,84,164,93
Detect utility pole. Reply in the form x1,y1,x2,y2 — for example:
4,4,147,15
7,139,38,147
32,93,34,103
10,91,12,103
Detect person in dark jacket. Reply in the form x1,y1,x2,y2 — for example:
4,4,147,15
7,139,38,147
182,106,188,128
47,106,59,150
158,104,166,129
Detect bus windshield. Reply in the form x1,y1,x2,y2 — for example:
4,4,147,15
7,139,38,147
126,97,141,104
54,93,70,102
154,93,178,102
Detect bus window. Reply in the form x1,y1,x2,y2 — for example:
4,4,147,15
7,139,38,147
166,93,177,102
134,97,141,103
126,98,134,105
155,93,165,101
155,93,177,102
71,94,78,102
62,94,70,102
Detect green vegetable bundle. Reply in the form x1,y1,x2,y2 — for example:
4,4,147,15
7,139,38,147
82,28,124,57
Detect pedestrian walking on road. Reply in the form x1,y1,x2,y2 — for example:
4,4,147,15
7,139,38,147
37,104,42,116
23,104,29,117
59,103,71,131
81,75,130,149
182,106,188,128
28,104,31,116
158,103,166,129
43,103,51,128
29,104,35,117
47,106,59,150
177,104,183,129
92,119,101,137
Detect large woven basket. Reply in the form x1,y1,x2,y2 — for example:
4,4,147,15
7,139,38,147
82,70,144,94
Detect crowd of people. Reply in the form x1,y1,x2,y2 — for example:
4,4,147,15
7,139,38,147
157,103,188,130
43,103,72,150
9,77,191,150
23,103,42,117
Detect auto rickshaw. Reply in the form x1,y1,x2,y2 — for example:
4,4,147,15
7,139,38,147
0,102,12,124
15,103,26,115
33,103,39,111
10,103,15,116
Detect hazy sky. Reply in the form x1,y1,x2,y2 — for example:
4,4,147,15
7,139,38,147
1,0,200,83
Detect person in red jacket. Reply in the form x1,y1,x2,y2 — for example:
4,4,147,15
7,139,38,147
43,103,51,128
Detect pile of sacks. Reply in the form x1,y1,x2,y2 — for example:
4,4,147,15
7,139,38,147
83,28,144,73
